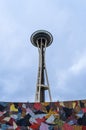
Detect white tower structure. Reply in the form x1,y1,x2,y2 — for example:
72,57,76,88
30,30,53,102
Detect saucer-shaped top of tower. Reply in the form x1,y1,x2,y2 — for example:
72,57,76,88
30,30,53,47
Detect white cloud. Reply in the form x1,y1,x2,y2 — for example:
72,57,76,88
0,0,86,102
57,51,86,87
70,53,86,75
55,51,86,101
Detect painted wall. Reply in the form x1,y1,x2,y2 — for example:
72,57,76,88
0,100,86,130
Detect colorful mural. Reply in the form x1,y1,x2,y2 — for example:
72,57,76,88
0,100,86,129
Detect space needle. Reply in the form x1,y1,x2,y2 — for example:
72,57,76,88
30,30,53,102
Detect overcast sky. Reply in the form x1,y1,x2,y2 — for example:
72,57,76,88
0,0,86,102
